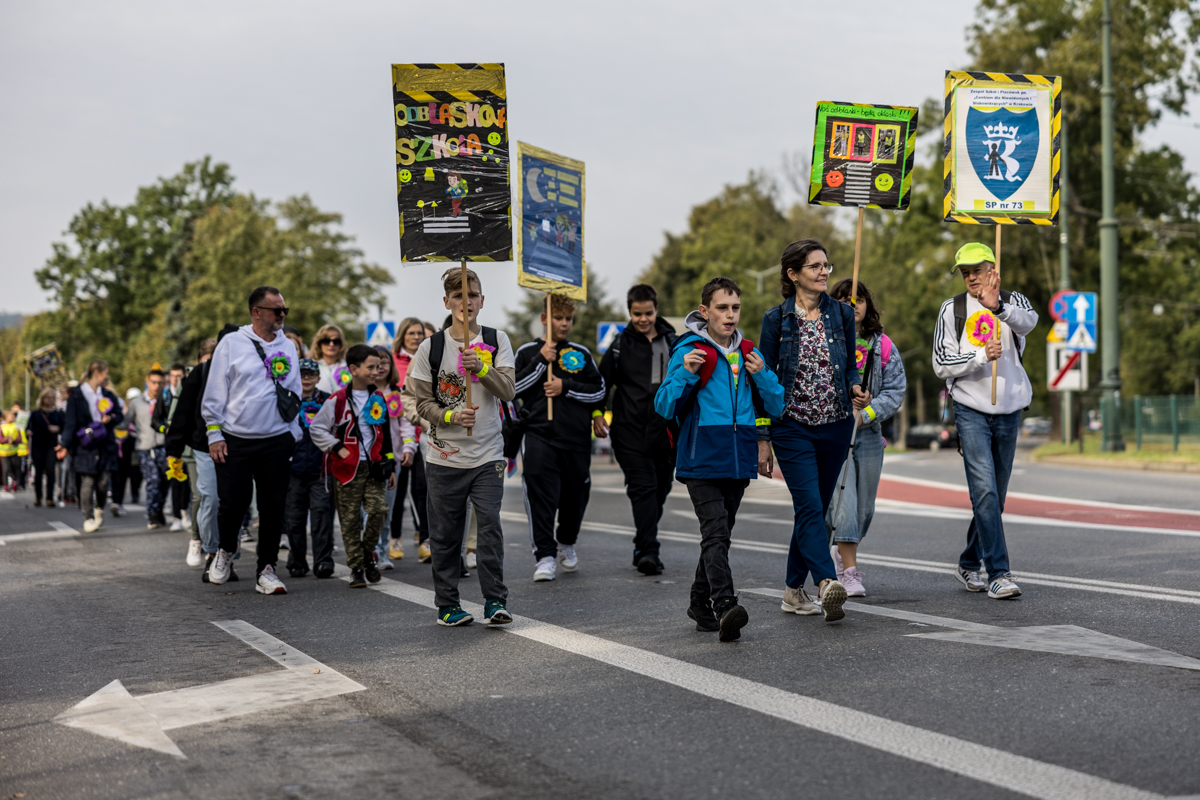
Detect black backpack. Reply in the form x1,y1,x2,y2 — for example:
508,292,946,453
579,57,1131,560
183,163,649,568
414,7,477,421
952,291,1023,362
427,327,520,457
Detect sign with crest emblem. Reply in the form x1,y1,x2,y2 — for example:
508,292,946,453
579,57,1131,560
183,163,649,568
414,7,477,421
943,70,1062,226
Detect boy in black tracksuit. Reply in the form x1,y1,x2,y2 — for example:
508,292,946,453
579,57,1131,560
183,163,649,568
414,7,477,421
514,294,606,582
595,284,677,576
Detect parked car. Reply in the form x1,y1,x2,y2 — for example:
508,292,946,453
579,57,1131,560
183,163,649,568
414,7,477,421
1021,416,1052,436
906,423,958,451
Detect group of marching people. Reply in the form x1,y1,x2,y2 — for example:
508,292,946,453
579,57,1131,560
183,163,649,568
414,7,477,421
38,234,1033,644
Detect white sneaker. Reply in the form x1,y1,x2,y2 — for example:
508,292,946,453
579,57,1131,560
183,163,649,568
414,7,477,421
82,518,100,533
93,508,105,528
182,512,192,528
842,566,866,597
533,557,557,582
465,551,477,569
209,549,234,585
169,518,183,532
111,504,126,518
956,567,987,593
557,545,578,572
255,564,288,595
186,539,203,567
988,573,1022,599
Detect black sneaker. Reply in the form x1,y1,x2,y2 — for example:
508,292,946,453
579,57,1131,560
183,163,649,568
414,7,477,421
313,562,335,579
287,564,309,578
348,569,366,588
687,604,719,632
201,553,214,583
226,566,239,582
717,602,749,642
364,551,382,584
637,555,664,576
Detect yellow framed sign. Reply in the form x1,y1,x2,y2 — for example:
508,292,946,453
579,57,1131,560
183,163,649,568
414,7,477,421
515,142,586,301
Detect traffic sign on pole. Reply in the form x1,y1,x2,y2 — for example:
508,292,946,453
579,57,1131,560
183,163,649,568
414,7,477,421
596,322,626,354
1048,341,1088,391
366,321,396,348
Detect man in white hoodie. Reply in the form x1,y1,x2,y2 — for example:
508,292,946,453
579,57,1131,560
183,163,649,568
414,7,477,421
201,286,303,595
932,243,1038,601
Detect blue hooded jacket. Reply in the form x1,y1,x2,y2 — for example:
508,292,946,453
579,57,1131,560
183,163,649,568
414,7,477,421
654,311,785,481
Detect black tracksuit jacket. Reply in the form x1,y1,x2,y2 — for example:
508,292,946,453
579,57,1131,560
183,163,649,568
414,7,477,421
596,318,677,457
513,339,606,453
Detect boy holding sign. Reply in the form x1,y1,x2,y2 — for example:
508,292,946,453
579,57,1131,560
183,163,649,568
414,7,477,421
932,243,1037,600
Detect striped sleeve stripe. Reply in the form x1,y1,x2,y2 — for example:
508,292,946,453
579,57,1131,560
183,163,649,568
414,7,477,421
514,363,547,393
567,386,607,403
1006,291,1033,311
932,299,976,367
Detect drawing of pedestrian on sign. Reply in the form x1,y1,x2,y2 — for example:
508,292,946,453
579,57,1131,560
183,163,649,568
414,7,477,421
446,171,467,215
853,127,873,158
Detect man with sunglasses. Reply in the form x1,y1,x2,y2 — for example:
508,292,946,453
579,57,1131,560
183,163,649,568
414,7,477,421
201,286,303,596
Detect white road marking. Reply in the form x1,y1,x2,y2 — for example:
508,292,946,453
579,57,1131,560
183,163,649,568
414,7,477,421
357,574,1167,800
54,620,364,758
498,511,1200,606
741,588,1200,671
0,520,79,545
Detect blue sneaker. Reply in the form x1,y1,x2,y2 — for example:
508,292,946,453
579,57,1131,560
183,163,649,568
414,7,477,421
436,606,474,627
483,598,512,625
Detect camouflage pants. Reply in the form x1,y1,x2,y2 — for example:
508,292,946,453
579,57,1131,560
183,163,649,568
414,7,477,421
333,470,388,570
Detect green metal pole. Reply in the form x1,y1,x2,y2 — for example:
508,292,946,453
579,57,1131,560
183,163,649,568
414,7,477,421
1171,395,1179,452
1134,395,1142,450
1059,119,1072,445
1099,0,1125,450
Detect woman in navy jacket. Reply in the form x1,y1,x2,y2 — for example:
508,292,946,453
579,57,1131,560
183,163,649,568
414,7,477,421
63,360,124,531
758,239,870,623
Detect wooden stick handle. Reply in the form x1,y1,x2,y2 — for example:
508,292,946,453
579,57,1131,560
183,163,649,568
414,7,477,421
462,260,473,436
991,226,1001,405
851,206,864,318
545,293,554,421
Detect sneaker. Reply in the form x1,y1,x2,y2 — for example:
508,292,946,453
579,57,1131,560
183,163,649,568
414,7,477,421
33,498,41,507
830,544,845,581
388,538,404,560
483,598,512,625
687,604,719,632
94,507,105,526
417,542,432,562
465,551,477,569
636,555,663,576
818,580,847,623
278,537,289,550
348,568,367,588
182,512,192,528
533,556,557,582
201,552,215,583
239,527,255,543
780,586,819,615
436,605,474,626
364,552,382,584
169,518,183,532
557,545,578,572
111,504,126,518
287,563,310,578
717,602,749,642
313,562,335,579
955,567,987,593
186,539,203,567
82,518,100,533
376,550,394,571
147,520,162,530
255,565,287,595
988,573,1022,599
842,566,866,597
209,549,234,585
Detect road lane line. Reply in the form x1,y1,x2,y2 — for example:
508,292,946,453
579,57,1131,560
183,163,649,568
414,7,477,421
0,520,80,545
357,574,1165,800
498,511,1200,606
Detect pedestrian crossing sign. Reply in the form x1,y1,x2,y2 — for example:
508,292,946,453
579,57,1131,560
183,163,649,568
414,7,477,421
808,101,919,211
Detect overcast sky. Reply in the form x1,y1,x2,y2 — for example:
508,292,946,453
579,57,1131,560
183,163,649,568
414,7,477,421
2,1,1197,328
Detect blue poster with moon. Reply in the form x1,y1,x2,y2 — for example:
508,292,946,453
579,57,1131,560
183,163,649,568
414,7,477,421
515,142,586,301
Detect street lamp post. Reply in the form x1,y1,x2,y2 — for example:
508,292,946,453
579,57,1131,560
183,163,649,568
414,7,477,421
1099,0,1125,450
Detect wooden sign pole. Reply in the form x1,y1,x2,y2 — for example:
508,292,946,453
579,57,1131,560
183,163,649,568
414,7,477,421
545,292,554,421
461,259,473,436
992,226,1001,405
850,206,865,313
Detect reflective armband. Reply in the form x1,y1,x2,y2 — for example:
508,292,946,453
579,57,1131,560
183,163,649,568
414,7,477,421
591,409,603,418
863,406,877,423
475,362,489,378
402,437,415,444
444,409,455,425
386,453,395,460
206,424,221,432
755,418,772,427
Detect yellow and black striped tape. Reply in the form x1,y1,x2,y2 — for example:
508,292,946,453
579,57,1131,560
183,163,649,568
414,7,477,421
943,70,1062,226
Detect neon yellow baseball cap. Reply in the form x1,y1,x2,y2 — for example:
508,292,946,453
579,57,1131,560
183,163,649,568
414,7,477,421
953,242,996,271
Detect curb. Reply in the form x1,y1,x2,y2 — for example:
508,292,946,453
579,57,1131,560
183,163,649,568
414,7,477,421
1033,454,1200,474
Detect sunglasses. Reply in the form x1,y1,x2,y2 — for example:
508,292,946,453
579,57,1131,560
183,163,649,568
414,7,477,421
255,306,289,317
319,338,342,346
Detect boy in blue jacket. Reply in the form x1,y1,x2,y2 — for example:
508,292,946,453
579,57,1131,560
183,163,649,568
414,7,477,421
655,277,785,642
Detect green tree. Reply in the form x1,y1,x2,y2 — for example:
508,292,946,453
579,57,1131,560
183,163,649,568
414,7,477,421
504,272,623,355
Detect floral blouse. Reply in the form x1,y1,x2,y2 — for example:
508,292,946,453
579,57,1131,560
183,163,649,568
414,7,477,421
785,317,847,426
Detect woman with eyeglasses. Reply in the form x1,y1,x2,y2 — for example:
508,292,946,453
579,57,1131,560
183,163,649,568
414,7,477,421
310,324,349,395
757,239,871,624
824,279,906,598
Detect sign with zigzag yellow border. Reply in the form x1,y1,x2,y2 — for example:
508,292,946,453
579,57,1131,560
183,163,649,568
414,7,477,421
944,70,1062,226
809,101,918,210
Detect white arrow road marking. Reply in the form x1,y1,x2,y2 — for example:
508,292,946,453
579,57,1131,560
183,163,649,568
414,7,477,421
54,620,365,758
354,574,1169,800
742,588,1200,671
0,521,78,545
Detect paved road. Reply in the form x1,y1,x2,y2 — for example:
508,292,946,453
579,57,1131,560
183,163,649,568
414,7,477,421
2,450,1198,800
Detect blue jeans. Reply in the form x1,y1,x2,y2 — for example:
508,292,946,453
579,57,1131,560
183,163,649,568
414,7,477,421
771,416,854,589
193,451,219,554
953,402,1020,577
138,447,167,520
825,424,885,544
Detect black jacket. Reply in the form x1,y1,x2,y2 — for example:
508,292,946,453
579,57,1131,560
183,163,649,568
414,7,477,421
513,339,605,453
63,385,124,475
291,388,330,477
26,408,64,452
165,362,211,458
597,318,677,456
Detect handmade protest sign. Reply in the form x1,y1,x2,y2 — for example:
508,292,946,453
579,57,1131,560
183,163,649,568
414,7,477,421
808,101,918,211
515,142,586,301
392,63,512,262
943,70,1062,225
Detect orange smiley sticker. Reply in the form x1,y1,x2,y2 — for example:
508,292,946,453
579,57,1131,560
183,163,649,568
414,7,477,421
826,170,845,188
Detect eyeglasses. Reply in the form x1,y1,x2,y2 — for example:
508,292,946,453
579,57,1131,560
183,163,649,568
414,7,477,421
255,306,289,317
803,262,834,274
319,338,342,346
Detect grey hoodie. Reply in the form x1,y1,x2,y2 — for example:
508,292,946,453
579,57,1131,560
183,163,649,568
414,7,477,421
127,393,164,449
684,309,742,355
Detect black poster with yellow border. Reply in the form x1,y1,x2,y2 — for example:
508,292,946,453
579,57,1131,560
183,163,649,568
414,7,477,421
392,63,512,262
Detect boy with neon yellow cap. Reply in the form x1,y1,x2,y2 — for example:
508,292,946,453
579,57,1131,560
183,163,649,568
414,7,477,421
932,242,1038,600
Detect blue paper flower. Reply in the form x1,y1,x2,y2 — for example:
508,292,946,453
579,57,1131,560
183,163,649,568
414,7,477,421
363,394,387,426
558,348,585,374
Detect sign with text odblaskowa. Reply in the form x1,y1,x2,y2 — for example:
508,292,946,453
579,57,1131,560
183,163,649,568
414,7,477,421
515,142,586,301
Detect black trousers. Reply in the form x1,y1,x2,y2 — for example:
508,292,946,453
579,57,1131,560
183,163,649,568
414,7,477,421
683,478,748,612
284,473,334,572
171,479,191,519
214,432,294,573
614,445,674,562
31,447,57,503
392,455,429,543
521,434,591,562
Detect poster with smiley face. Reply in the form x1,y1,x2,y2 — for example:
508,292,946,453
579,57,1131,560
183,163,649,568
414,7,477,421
808,101,919,211
392,63,512,262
